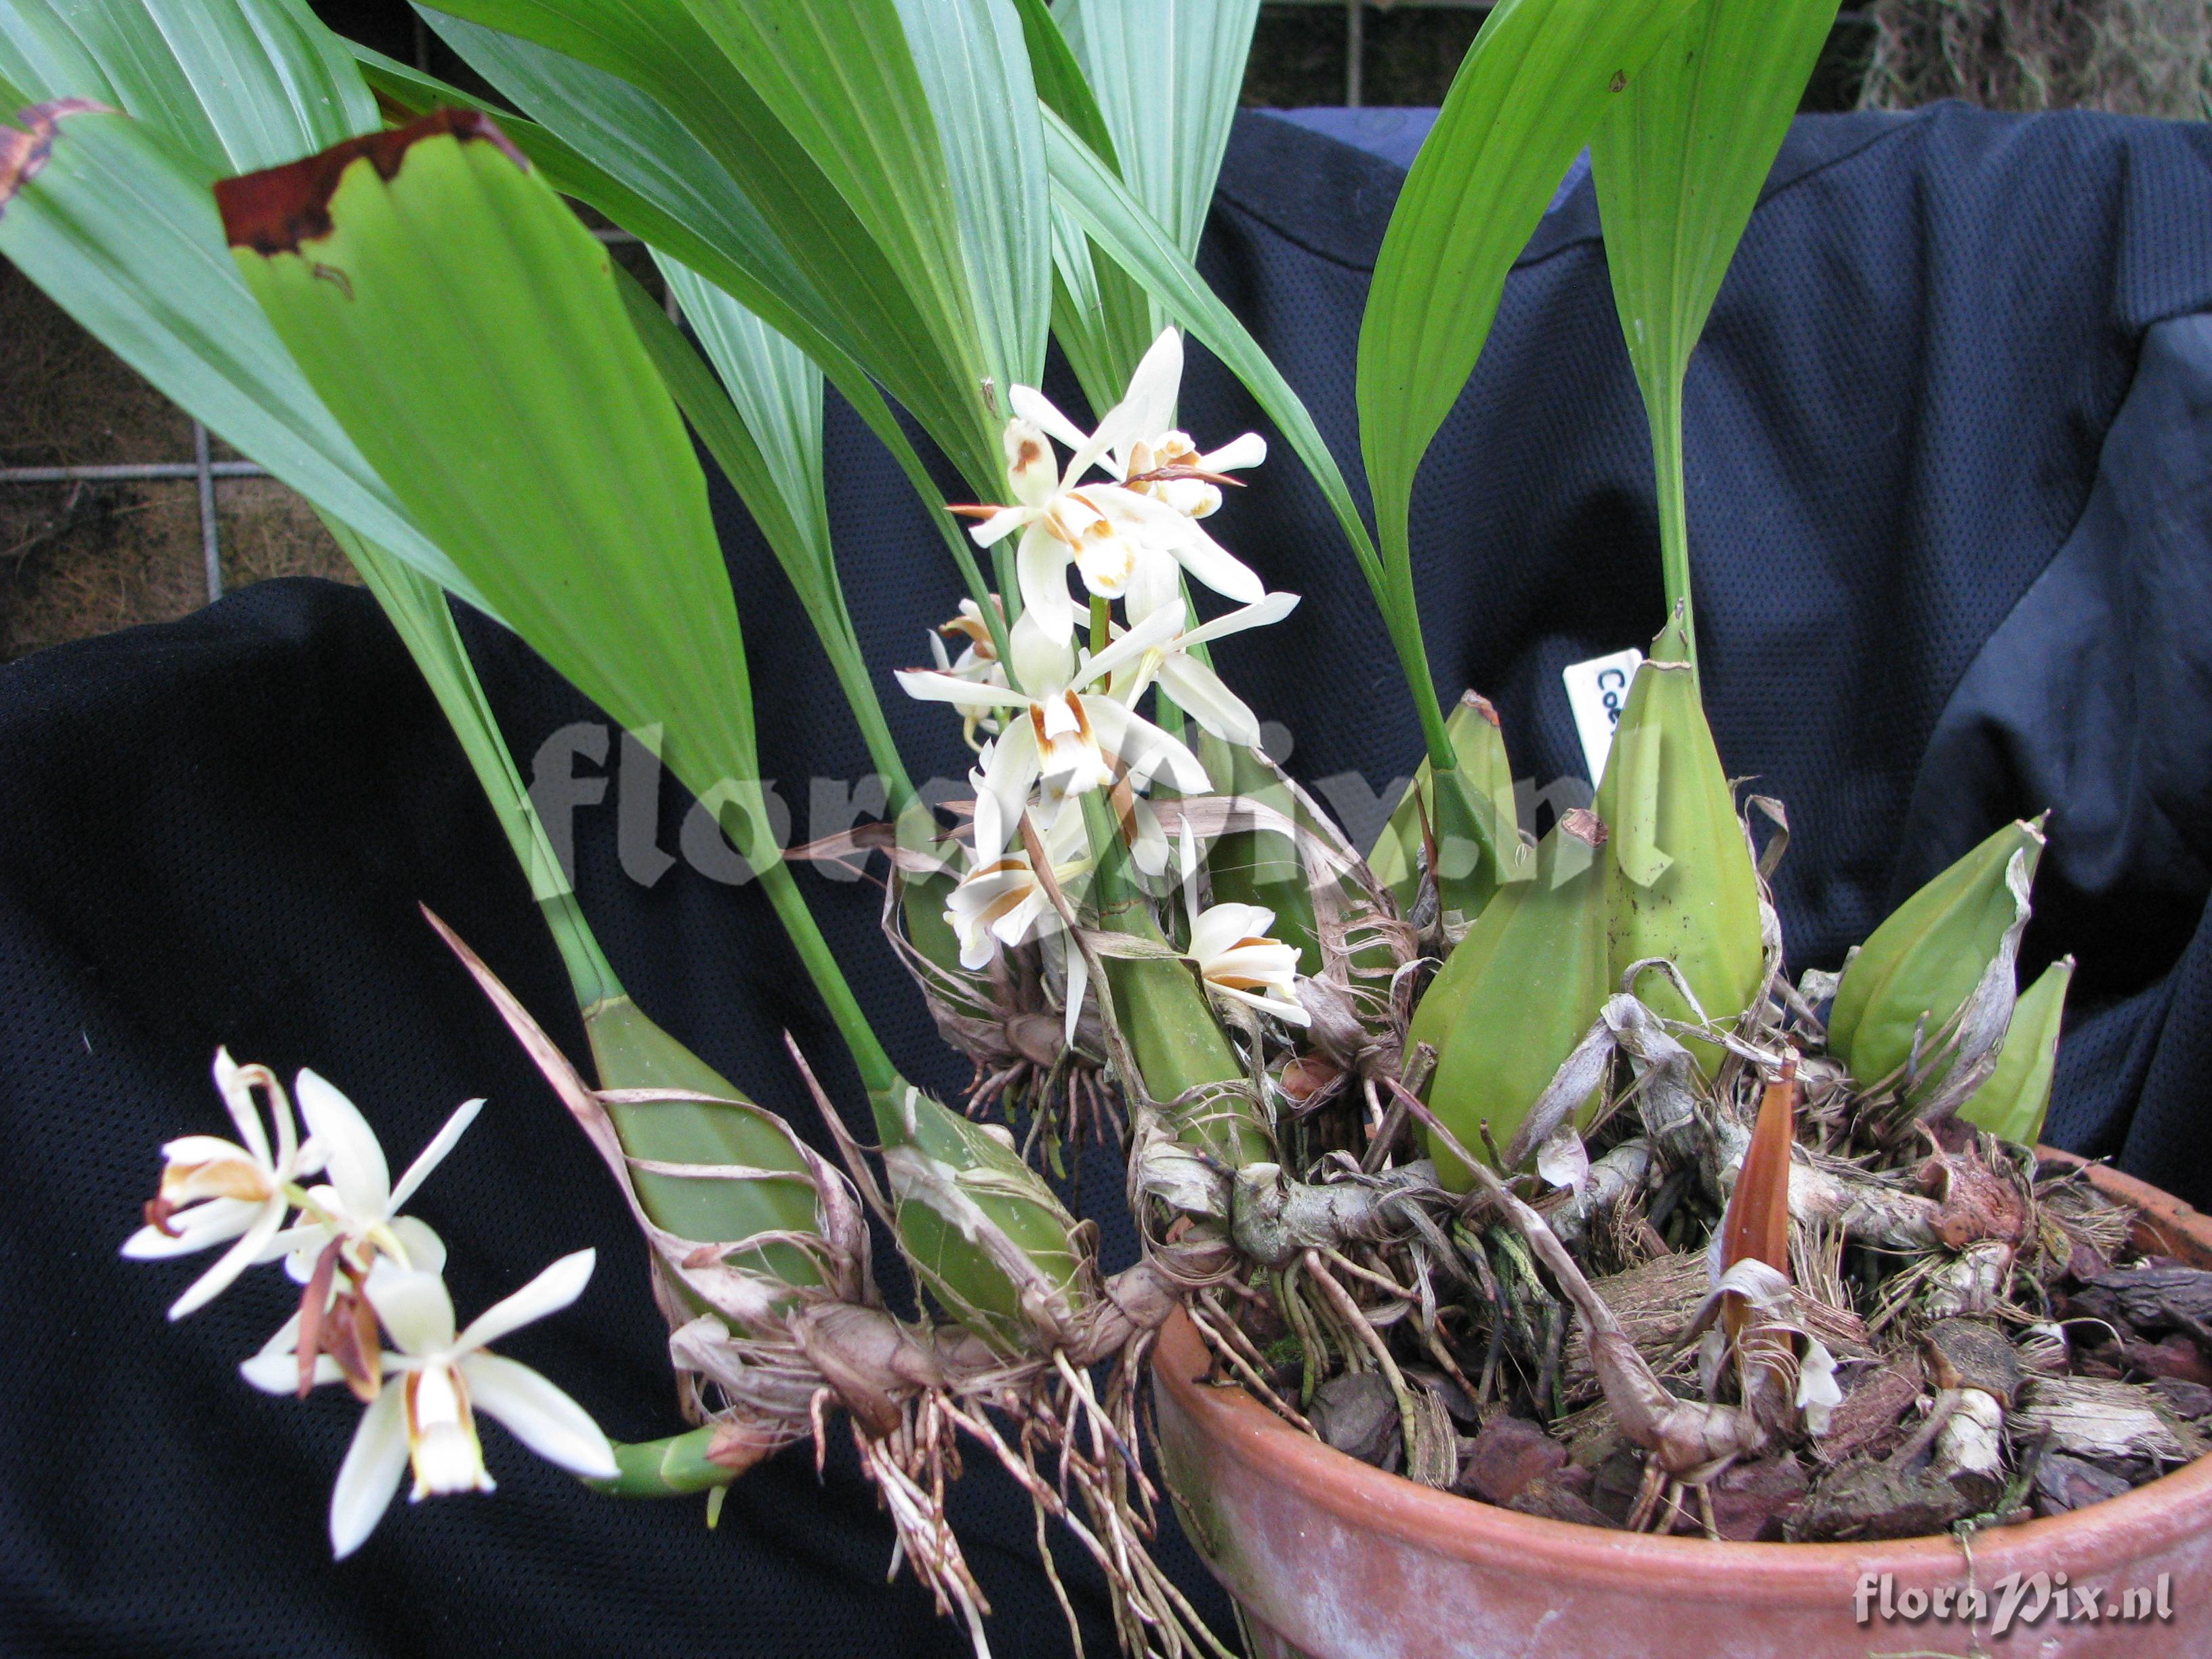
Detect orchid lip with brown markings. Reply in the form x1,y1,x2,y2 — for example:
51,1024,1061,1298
213,106,528,257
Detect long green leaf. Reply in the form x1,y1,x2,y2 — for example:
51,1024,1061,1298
1057,0,1258,264
1009,0,1150,411
1042,108,1382,597
672,0,989,431
0,101,489,611
217,110,895,1097
1357,0,1700,754
359,35,1006,659
332,517,620,1009
625,262,916,810
422,0,999,490
893,0,1050,401
1589,0,1839,646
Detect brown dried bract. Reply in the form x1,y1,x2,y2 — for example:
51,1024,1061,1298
213,106,528,255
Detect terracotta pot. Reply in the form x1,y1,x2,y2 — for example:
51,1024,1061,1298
1152,1154,2212,1657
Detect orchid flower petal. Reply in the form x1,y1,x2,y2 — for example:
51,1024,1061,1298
892,668,1023,712
455,1249,596,1355
1073,600,1187,688
1008,385,1090,453
1199,432,1267,473
295,1070,390,1223
213,1049,275,1168
1082,699,1208,794
965,502,1033,548
369,1268,457,1357
166,1201,283,1320
122,1196,262,1260
1002,418,1060,506
387,1215,448,1277
241,1346,343,1394
1006,611,1076,693
1187,901,1273,962
1115,329,1185,458
1166,521,1267,605
329,1386,410,1558
460,1351,618,1479
1015,523,1076,644
387,1099,483,1215
975,725,1042,862
1179,590,1300,649
1158,654,1262,746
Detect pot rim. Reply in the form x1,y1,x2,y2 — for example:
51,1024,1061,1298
1154,1150,2212,1604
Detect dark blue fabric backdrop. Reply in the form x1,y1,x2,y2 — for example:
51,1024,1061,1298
3,103,2210,1656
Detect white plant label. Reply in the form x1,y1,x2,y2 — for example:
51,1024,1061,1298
1561,647,1644,783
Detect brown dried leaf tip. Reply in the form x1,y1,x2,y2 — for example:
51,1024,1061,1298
213,106,529,256
0,99,109,223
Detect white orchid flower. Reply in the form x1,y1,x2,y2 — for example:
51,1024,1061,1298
1186,902,1310,1027
244,1251,617,1558
1010,329,1267,621
1021,327,1267,518
1095,591,1300,747
896,604,1209,861
122,1049,327,1319
262,1070,481,1284
926,598,1010,689
962,331,1267,644
951,416,1161,645
945,806,1090,971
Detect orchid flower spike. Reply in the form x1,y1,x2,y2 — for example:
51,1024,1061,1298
244,1250,617,1557
122,1049,327,1319
1186,902,1310,1027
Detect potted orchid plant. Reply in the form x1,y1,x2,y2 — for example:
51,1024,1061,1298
6,0,2209,1653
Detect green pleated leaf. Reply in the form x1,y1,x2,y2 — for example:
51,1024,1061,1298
0,100,487,610
670,0,1001,480
422,0,998,490
363,34,1004,641
1357,0,1699,594
1042,106,1385,598
0,0,372,178
892,0,1050,401
1058,0,1259,264
218,110,760,829
656,259,831,581
619,264,916,808
1009,0,1149,411
1590,0,1839,635
411,12,833,387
